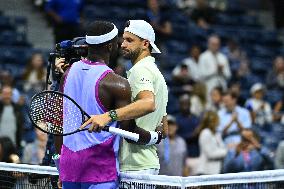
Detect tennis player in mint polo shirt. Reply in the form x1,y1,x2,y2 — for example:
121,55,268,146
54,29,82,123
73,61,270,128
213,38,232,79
81,20,168,175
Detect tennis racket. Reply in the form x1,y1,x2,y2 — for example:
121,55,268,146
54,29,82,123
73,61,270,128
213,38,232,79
28,90,139,142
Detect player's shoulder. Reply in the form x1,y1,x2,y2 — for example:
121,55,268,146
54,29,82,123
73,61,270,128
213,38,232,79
100,72,130,92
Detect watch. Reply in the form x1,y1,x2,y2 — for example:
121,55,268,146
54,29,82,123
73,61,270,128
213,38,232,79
108,110,118,122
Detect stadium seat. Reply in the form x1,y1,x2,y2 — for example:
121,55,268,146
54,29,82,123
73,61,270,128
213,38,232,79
265,90,283,106
83,5,110,19
109,7,130,19
167,91,179,115
252,45,275,58
0,15,14,30
215,13,239,26
129,8,147,19
238,15,260,27
250,57,271,74
171,23,190,40
161,53,185,71
165,40,188,54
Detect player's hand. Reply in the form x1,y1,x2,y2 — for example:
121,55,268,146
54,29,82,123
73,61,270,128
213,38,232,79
55,58,66,74
155,124,166,139
80,113,111,133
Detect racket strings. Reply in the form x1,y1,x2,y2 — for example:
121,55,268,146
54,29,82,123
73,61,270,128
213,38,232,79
30,92,83,135
30,93,64,134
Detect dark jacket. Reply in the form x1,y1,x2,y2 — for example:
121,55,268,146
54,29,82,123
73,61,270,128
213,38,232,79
0,102,23,149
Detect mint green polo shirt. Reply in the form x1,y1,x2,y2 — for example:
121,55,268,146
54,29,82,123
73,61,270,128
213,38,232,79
120,56,168,171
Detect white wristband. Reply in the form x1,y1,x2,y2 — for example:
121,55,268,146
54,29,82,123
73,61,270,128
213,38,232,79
147,131,159,145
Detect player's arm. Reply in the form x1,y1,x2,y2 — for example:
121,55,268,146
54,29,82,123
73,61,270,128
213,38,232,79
81,73,162,145
81,67,157,128
161,115,168,137
107,73,162,144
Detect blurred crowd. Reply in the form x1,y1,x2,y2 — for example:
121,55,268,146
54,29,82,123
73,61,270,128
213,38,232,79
0,0,283,178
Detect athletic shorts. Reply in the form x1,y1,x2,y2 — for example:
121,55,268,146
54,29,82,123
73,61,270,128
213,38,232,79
62,180,118,189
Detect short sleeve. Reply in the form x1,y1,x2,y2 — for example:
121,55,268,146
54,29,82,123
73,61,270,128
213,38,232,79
128,67,155,99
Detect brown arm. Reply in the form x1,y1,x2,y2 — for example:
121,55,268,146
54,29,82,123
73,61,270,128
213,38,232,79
99,73,160,145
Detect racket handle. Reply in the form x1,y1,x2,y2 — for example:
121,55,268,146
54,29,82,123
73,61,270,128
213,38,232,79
104,126,139,142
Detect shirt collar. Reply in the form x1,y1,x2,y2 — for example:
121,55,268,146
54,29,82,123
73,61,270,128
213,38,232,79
126,56,155,77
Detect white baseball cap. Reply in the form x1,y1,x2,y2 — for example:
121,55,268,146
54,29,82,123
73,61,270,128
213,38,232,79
124,20,161,54
250,83,265,94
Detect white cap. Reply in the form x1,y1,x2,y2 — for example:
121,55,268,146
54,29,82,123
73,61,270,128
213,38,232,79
124,20,161,54
250,83,265,94
167,115,176,124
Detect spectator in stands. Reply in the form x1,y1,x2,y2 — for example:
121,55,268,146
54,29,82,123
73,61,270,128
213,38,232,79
195,111,227,175
175,94,200,157
172,45,201,83
223,129,273,173
146,0,172,42
221,38,249,81
22,53,46,94
218,91,251,148
273,95,284,124
0,137,20,188
0,85,23,150
0,71,22,104
228,82,246,107
199,35,231,100
0,137,20,163
275,140,284,169
206,86,223,112
245,83,273,127
45,0,84,43
158,115,188,176
190,82,207,117
190,0,216,29
266,56,284,90
22,129,47,165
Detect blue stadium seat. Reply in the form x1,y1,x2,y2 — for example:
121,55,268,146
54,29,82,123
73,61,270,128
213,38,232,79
250,57,271,74
0,47,32,65
0,31,29,47
2,63,25,77
258,30,282,47
0,15,14,30
252,45,275,58
129,8,147,19
265,90,283,106
0,47,18,63
239,29,260,43
108,0,146,7
240,74,263,90
83,5,110,19
215,13,239,26
165,40,188,54
109,7,129,19
167,91,179,115
238,15,259,27
189,25,208,42
171,23,190,40
161,53,185,71
271,123,284,140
